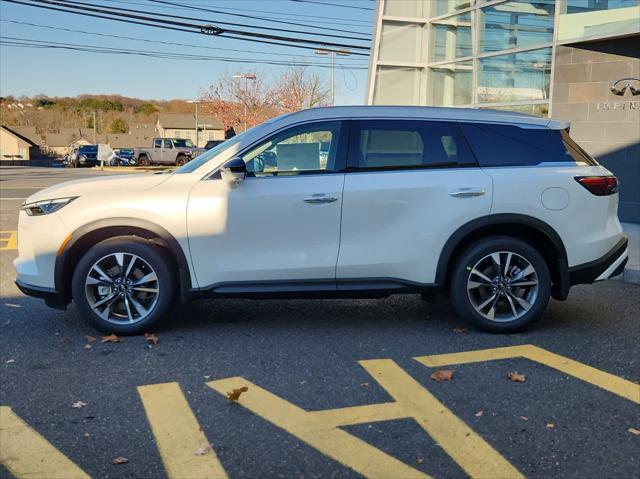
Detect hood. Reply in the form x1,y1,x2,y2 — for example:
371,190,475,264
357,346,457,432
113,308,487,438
25,173,171,203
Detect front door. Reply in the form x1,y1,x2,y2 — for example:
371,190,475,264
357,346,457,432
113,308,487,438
161,139,174,164
337,119,493,286
187,121,348,291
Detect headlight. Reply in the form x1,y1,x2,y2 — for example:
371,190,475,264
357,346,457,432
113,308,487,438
22,197,77,216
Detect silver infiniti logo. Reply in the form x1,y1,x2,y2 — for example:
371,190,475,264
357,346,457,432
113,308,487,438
610,78,640,96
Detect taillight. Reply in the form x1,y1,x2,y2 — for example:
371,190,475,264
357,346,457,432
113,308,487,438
575,176,619,196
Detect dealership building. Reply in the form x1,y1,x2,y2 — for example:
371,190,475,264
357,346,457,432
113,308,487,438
367,0,640,221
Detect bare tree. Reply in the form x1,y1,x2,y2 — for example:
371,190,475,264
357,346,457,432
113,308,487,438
275,66,330,113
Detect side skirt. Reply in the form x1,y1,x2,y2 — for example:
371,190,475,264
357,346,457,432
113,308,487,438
192,278,440,300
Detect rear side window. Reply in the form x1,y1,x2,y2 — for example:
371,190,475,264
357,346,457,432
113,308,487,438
352,120,475,170
459,123,595,167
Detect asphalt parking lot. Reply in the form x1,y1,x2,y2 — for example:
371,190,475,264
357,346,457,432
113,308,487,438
1,167,639,479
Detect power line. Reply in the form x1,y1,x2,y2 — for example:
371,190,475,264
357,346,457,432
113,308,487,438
289,0,375,11
140,0,373,24
147,0,372,38
6,0,370,51
0,35,369,69
56,0,371,42
0,19,369,62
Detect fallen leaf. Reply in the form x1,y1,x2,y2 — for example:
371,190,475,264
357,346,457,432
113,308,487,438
227,386,248,402
144,333,158,345
5,359,15,364
84,344,92,350
101,334,121,343
195,444,212,456
430,369,454,381
508,372,526,383
416,458,424,464
628,428,640,436
84,335,97,342
71,401,87,408
112,457,128,465
519,416,529,421
360,382,370,387
546,423,555,429
452,327,467,333
475,411,484,417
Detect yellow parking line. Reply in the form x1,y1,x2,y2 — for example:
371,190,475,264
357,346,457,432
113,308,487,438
0,230,18,250
415,344,640,404
138,382,228,479
359,359,524,479
0,406,90,479
208,376,431,479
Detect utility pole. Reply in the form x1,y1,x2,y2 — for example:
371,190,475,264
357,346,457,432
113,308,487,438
314,49,350,106
187,100,200,146
92,111,96,144
233,73,257,132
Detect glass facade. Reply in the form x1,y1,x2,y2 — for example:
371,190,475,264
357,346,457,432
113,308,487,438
478,1,555,52
369,0,639,117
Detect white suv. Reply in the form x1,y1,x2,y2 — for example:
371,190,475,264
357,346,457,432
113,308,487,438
14,106,628,334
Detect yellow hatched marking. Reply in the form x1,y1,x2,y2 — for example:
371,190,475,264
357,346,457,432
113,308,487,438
208,359,523,479
415,344,640,404
138,382,228,479
208,377,431,479
359,359,524,479
0,406,90,479
0,231,17,250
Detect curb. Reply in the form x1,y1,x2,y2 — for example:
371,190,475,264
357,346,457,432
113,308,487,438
93,166,176,173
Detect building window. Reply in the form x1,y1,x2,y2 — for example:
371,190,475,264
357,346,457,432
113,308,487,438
374,66,422,105
479,1,555,53
431,0,474,17
379,21,424,63
430,12,473,61
428,61,473,106
479,103,549,117
477,47,552,103
383,0,425,18
558,0,639,42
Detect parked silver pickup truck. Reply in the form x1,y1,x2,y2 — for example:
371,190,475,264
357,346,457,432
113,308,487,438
134,138,205,166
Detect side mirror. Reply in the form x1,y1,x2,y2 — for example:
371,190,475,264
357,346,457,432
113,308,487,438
221,157,246,185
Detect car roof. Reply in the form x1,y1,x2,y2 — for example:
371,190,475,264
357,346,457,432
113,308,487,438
273,105,568,130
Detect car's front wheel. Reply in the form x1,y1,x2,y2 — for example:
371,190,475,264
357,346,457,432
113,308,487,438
71,237,175,335
450,236,551,333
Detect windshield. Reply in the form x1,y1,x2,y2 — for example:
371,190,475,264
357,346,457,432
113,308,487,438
171,139,195,148
174,128,253,173
119,148,134,154
79,145,97,153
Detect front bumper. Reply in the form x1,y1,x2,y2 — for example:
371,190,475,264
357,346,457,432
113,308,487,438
15,279,67,310
568,237,629,286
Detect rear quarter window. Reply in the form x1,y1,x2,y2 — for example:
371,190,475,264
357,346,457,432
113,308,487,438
459,123,596,167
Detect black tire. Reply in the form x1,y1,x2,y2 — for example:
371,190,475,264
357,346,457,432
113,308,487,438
71,236,176,335
175,154,186,166
137,154,149,166
450,236,551,333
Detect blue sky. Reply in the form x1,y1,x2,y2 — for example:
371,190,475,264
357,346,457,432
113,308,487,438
0,0,374,104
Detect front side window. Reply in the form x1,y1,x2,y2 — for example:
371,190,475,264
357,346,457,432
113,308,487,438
241,121,343,177
353,120,474,170
162,139,173,149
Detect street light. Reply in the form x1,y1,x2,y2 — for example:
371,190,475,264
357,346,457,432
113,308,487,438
314,49,350,106
233,73,257,132
186,100,199,147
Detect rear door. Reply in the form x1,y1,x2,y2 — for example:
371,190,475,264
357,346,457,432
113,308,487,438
336,119,493,286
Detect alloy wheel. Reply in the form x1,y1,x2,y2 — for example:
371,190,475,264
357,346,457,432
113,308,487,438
84,252,160,325
466,251,539,322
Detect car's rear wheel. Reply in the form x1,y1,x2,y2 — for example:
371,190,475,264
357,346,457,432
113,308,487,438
137,154,149,166
450,236,551,333
71,236,175,335
176,154,186,166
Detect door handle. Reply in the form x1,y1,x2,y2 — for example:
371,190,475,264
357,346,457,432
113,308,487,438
450,188,485,198
303,195,338,204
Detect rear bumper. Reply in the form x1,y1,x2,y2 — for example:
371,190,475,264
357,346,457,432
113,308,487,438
568,237,628,286
15,279,67,310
